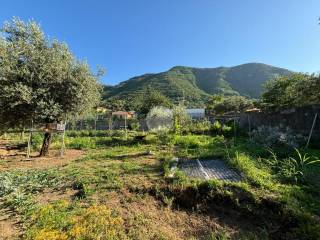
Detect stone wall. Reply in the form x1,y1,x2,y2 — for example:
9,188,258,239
239,105,320,137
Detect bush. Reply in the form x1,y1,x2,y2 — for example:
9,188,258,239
251,126,305,150
212,121,222,133
267,149,320,184
128,119,140,131
185,119,211,134
31,133,44,151
222,124,233,137
155,127,174,146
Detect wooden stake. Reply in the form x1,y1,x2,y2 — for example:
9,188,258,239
60,121,66,158
26,120,33,160
306,113,318,149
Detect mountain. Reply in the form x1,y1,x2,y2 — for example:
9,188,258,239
103,63,292,107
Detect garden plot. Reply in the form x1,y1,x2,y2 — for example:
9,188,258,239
179,159,242,182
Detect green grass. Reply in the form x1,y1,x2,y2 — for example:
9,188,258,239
160,134,320,239
1,132,320,239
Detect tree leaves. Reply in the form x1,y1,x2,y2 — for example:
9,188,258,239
261,73,320,108
0,18,102,129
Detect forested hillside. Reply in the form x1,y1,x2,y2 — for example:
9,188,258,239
103,63,292,107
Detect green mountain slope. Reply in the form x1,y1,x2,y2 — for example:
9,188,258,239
104,63,292,107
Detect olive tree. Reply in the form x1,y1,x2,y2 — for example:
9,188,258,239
0,18,101,156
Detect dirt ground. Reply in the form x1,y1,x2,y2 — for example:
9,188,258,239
98,189,234,239
0,141,85,239
0,149,84,171
0,143,253,239
0,207,21,240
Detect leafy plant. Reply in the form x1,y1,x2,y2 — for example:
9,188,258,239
212,121,222,133
266,148,320,183
286,149,320,183
155,127,174,146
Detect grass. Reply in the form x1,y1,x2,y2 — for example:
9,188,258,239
160,133,320,239
1,130,320,239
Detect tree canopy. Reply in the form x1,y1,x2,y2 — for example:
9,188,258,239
261,73,320,108
134,88,173,116
0,18,101,130
206,94,253,115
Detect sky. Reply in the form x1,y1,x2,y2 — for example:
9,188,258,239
1,0,320,85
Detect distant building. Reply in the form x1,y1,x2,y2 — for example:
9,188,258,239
112,111,135,119
186,108,205,120
110,111,136,129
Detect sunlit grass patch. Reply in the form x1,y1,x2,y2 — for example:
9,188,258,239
25,201,126,240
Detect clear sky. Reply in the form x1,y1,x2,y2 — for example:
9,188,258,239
1,0,320,85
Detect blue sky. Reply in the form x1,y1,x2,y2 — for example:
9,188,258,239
1,1,320,85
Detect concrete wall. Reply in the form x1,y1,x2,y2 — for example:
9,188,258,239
239,105,320,137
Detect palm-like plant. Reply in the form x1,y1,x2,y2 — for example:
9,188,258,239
265,148,320,183
287,148,320,183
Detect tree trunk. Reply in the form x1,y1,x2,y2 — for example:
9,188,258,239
40,132,52,156
20,128,25,140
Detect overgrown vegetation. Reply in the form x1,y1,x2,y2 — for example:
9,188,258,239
261,73,320,108
1,125,320,239
206,94,253,115
0,15,319,240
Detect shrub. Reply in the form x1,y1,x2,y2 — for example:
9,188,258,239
268,148,320,184
31,133,44,151
222,124,233,137
185,119,211,134
129,119,140,131
155,127,174,146
212,121,222,133
251,126,305,150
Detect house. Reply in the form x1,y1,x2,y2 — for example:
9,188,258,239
186,108,205,120
110,111,136,129
112,111,135,119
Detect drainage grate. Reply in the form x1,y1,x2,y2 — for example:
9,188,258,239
179,159,242,182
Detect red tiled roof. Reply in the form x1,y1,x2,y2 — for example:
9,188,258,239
112,111,134,115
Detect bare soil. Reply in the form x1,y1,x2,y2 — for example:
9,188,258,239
0,206,21,240
96,189,234,239
35,188,80,205
0,149,84,171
